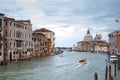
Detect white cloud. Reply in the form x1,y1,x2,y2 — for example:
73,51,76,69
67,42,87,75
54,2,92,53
17,0,37,4
0,0,120,47
46,0,72,2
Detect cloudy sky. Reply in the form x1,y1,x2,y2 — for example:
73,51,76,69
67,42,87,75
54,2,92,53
0,0,120,47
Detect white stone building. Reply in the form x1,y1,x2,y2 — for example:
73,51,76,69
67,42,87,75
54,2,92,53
108,30,120,53
74,29,108,52
3,16,33,61
34,28,55,53
0,13,4,62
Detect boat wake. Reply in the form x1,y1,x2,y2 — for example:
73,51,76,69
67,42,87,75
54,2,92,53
71,61,89,70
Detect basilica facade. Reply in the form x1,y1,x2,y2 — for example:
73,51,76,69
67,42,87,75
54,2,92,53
73,29,108,53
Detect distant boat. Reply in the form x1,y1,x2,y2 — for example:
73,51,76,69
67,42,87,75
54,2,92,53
60,50,64,57
53,49,63,55
67,48,72,51
60,53,63,57
79,59,87,64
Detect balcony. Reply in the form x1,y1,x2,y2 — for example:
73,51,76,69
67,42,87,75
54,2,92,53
15,37,24,41
16,47,23,50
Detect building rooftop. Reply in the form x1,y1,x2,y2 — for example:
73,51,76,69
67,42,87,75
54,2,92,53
4,16,15,21
34,28,55,34
0,13,4,16
32,32,45,37
15,20,31,23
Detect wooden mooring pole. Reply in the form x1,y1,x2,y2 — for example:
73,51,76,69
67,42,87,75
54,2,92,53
110,76,113,80
114,62,116,76
105,65,108,80
118,55,120,69
94,72,98,80
109,65,111,80
105,59,108,80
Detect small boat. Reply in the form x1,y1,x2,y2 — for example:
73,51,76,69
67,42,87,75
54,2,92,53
53,49,63,55
79,59,87,64
60,54,63,57
110,55,117,63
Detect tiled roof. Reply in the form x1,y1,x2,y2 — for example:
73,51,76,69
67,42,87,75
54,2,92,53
15,20,31,23
109,30,120,36
32,32,45,37
0,13,4,16
95,40,107,43
77,41,88,43
34,28,54,34
4,16,15,20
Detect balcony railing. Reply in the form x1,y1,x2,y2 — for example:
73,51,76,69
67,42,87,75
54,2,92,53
16,47,23,50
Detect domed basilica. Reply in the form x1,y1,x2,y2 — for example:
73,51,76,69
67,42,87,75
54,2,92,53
84,29,93,42
73,29,108,53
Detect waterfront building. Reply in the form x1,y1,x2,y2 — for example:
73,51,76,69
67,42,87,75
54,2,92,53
72,44,76,51
93,40,108,53
32,31,52,57
1,13,33,61
74,29,108,53
94,34,102,40
93,34,108,53
75,29,93,52
32,32,45,57
76,41,91,52
34,28,55,53
0,12,56,63
109,30,120,69
0,13,4,63
108,30,120,54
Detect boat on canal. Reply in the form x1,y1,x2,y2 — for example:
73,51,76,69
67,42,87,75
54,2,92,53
53,48,63,55
110,55,117,63
79,58,87,64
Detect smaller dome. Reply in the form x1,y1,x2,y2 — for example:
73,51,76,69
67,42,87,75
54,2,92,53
94,34,102,40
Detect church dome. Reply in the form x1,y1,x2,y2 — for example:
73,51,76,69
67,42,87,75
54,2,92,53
84,29,93,42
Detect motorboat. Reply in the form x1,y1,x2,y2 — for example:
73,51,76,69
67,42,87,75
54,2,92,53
79,59,87,64
110,55,117,63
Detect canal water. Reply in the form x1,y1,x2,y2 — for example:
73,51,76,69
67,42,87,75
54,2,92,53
0,51,120,80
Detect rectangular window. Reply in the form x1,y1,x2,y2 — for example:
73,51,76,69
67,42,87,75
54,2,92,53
0,33,1,37
10,42,11,48
34,38,36,41
6,22,7,26
16,41,22,47
5,44,7,49
5,31,7,37
16,24,24,29
0,44,2,49
10,22,12,26
0,19,2,26
14,23,15,27
16,31,22,38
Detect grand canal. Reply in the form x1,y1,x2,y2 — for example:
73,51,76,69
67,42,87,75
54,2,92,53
0,51,120,80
